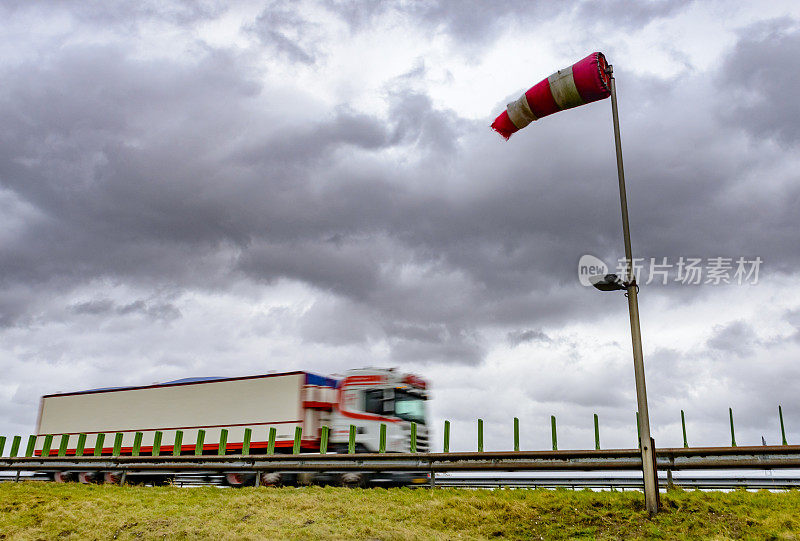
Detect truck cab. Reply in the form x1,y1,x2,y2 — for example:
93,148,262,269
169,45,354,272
329,368,429,453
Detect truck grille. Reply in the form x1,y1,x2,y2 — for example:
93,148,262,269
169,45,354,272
400,424,429,452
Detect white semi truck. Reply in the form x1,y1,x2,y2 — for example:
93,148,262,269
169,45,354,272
34,367,429,485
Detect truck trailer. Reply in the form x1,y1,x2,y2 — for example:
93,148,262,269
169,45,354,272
34,367,429,485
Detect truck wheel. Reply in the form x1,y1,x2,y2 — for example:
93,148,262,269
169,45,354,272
225,472,255,487
297,472,314,486
77,471,98,484
259,472,282,486
103,471,123,485
338,472,366,488
53,471,74,483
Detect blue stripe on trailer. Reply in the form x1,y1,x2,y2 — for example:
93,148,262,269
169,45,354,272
306,373,338,388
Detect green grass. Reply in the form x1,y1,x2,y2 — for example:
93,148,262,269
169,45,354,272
1,484,799,540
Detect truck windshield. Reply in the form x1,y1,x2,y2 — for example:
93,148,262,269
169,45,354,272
395,390,426,425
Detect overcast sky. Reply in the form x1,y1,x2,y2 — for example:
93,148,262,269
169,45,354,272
2,0,800,453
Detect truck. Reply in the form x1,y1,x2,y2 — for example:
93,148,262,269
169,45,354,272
34,367,430,486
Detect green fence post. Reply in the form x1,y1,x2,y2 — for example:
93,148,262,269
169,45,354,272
551,416,557,451
58,434,69,457
25,435,37,457
218,429,228,456
113,433,123,456
411,422,417,453
195,430,206,455
132,432,143,457
267,427,276,455
514,417,520,452
348,425,356,454
0,436,5,457
779,405,788,446
293,427,302,454
681,410,688,448
94,433,106,456
10,436,22,457
594,414,600,450
729,408,737,447
477,419,483,452
379,424,386,453
443,420,450,453
152,431,162,457
76,434,86,457
42,435,53,457
320,426,329,454
173,431,183,456
242,428,252,455
636,412,641,449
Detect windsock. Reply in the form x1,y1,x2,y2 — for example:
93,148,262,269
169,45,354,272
491,52,611,140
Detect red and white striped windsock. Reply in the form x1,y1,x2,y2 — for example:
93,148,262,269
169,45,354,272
491,52,611,140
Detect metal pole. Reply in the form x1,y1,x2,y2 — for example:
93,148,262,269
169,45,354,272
681,410,688,448
608,67,659,515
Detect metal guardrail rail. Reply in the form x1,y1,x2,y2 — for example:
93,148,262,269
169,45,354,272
434,476,800,490
1,445,799,475
3,472,799,490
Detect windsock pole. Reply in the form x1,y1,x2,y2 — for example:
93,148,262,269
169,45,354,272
608,64,659,515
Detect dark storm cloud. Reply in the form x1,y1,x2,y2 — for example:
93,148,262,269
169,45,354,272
573,0,694,30
706,320,760,356
720,19,800,145
326,0,691,42
786,309,800,342
250,2,317,64
70,298,181,321
1,1,799,369
388,325,485,366
507,329,552,347
2,0,222,26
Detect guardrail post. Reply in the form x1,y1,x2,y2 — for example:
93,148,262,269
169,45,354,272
477,419,483,452
10,436,21,457
218,429,228,456
132,432,143,457
292,427,302,454
152,431,162,457
94,433,105,456
173,431,183,456
242,428,251,455
779,405,788,446
25,435,36,457
443,420,450,453
113,433,123,456
195,429,206,455
681,410,688,448
729,408,737,447
267,427,276,455
348,425,356,454
636,412,641,449
58,434,69,457
551,416,557,451
594,414,600,450
379,424,386,453
42,435,53,457
411,422,417,453
0,436,5,457
76,434,86,457
320,426,329,454
514,417,520,452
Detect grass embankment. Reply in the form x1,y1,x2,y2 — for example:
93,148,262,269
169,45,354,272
0,484,799,540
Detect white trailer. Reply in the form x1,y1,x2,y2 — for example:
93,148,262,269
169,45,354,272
34,368,429,485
